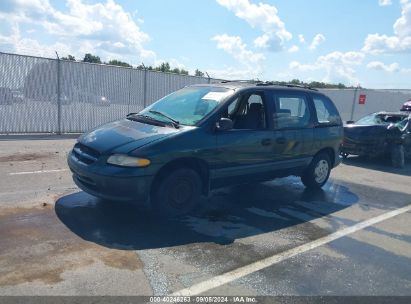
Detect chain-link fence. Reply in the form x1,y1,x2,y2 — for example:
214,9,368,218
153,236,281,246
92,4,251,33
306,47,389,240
1,52,410,133
0,52,212,133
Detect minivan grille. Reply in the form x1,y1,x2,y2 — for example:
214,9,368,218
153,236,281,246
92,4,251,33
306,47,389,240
72,143,100,165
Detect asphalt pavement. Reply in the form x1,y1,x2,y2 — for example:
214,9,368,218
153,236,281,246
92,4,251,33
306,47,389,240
0,137,410,296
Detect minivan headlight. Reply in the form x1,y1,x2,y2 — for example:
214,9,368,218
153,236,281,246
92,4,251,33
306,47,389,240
107,154,151,167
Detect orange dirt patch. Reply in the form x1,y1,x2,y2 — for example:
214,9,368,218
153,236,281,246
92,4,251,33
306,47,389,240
0,206,142,286
0,153,52,162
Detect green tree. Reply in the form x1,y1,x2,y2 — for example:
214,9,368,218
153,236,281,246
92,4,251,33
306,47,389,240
155,62,171,72
290,79,301,85
107,59,132,67
194,69,204,77
268,79,351,89
179,69,189,75
171,67,181,74
83,53,101,64
150,62,190,75
61,54,75,61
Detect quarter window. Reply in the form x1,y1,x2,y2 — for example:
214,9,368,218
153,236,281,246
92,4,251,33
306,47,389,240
313,96,341,125
273,95,311,129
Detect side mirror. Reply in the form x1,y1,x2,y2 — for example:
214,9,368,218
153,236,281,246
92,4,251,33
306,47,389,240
346,120,354,124
216,117,233,131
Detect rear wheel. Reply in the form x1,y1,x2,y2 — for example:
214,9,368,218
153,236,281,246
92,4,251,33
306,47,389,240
151,168,202,216
391,145,405,168
301,153,331,189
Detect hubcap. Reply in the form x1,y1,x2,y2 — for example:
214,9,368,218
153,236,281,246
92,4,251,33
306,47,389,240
169,179,193,209
314,159,329,184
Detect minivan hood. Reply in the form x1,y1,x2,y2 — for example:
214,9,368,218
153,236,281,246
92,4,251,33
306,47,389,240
78,119,179,153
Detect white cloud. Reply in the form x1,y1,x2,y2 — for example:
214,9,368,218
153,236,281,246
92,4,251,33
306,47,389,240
298,34,305,44
289,60,318,72
309,33,326,50
207,66,261,80
363,0,411,53
0,23,73,57
367,61,401,72
289,51,365,85
211,34,265,79
212,34,265,64
379,0,392,6
288,45,299,53
0,0,155,64
216,0,291,51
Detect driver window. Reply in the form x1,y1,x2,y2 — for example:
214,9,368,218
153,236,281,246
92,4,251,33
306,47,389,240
223,93,267,130
227,97,240,117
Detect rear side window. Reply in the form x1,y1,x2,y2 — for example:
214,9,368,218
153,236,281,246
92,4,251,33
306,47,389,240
272,94,311,129
313,96,342,126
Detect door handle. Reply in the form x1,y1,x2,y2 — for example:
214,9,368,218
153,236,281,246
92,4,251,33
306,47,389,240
276,137,286,144
261,138,272,146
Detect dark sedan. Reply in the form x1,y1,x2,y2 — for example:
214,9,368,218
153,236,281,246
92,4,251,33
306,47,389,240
341,112,411,168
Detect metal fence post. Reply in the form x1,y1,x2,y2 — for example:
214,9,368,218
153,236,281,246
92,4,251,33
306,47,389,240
143,67,148,108
128,68,132,114
350,86,359,121
55,52,61,134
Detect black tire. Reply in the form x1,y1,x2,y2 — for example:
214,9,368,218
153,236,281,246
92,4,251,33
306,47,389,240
391,145,405,168
301,153,332,189
151,168,202,216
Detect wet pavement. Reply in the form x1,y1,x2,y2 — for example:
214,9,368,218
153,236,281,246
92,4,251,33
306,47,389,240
0,138,410,296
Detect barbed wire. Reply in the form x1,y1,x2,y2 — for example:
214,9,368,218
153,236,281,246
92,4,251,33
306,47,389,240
0,45,60,59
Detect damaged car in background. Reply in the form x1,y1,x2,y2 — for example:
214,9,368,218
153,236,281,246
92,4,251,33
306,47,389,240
401,100,411,112
341,112,411,168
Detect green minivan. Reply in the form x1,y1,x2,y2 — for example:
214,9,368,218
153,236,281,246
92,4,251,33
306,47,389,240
68,82,343,215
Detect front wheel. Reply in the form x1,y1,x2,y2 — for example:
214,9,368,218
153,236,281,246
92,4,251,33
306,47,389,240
301,153,331,189
151,168,202,216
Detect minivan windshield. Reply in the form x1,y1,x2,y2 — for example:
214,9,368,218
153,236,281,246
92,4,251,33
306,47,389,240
138,86,233,126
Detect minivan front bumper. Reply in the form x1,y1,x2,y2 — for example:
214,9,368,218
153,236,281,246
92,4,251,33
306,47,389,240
68,151,154,202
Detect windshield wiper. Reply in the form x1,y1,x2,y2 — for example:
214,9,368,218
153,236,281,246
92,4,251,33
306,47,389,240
127,113,155,121
148,110,180,128
127,113,167,125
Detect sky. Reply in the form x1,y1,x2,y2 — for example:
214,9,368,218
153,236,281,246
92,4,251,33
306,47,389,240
0,0,411,88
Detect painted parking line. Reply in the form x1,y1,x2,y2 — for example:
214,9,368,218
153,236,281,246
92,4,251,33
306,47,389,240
172,204,411,296
9,169,68,176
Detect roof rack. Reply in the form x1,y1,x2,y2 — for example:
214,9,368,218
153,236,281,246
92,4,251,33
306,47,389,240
219,79,261,84
218,80,319,91
256,81,318,91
